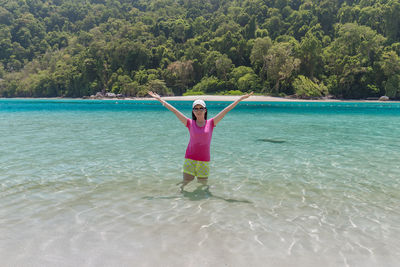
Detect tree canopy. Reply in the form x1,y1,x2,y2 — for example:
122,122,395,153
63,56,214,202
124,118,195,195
0,0,399,99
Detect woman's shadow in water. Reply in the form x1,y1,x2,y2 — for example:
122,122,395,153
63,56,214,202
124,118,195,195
182,185,251,203
143,185,251,203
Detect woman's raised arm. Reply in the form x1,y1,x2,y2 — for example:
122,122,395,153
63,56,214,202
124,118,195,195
148,91,188,125
213,92,253,126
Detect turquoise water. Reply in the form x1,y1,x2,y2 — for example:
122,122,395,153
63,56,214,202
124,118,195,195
1,99,400,267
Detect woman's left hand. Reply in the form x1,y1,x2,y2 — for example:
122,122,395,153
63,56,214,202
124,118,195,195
240,91,254,101
148,91,161,100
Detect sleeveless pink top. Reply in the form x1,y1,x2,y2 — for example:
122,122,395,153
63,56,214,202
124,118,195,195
185,118,215,162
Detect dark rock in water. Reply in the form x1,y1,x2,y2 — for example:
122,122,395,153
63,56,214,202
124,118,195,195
257,138,286,143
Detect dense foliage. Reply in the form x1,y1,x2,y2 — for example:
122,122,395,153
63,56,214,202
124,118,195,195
1,0,400,99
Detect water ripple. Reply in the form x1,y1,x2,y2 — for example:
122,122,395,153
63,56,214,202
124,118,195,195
1,100,400,266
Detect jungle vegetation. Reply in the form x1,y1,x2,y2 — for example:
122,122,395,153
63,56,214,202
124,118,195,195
0,0,400,99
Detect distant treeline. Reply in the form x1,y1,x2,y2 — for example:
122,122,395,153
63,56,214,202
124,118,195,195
0,0,400,99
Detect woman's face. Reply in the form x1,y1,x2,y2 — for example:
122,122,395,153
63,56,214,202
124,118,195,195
193,104,206,120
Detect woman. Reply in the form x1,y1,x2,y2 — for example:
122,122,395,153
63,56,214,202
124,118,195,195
148,91,253,190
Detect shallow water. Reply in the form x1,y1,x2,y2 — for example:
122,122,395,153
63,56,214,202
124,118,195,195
1,99,400,266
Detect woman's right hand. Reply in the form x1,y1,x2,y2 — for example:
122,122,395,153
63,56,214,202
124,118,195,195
239,91,254,101
148,91,161,100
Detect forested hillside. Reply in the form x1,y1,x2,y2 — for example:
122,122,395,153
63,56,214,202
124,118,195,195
1,0,400,99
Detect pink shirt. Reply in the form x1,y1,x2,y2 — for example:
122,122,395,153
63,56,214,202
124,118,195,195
185,118,215,162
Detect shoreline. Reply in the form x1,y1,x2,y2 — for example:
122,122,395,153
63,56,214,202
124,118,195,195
1,95,397,103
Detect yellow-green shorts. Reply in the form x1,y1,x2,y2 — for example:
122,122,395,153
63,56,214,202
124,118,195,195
183,158,210,178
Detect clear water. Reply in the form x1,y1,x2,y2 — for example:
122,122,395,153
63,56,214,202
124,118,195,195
1,99,400,267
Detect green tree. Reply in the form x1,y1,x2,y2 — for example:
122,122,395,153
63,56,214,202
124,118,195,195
204,51,232,80
358,6,384,34
229,66,259,91
237,73,259,91
165,60,195,95
264,15,283,40
323,23,386,98
243,16,256,39
191,76,231,93
0,62,4,78
0,7,13,25
191,16,208,36
145,79,173,96
250,37,272,72
314,0,337,35
292,75,328,98
298,32,322,79
171,18,191,43
380,51,400,98
383,0,400,43
263,42,300,93
230,66,255,83
338,4,360,24
287,9,317,39
112,41,150,72
215,55,233,81
0,26,12,61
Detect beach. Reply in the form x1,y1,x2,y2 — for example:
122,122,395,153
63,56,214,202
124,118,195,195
20,94,394,103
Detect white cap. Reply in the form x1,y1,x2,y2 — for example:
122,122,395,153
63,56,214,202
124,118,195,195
192,99,206,108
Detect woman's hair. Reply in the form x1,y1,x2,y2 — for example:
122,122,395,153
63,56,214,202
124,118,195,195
192,109,207,120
